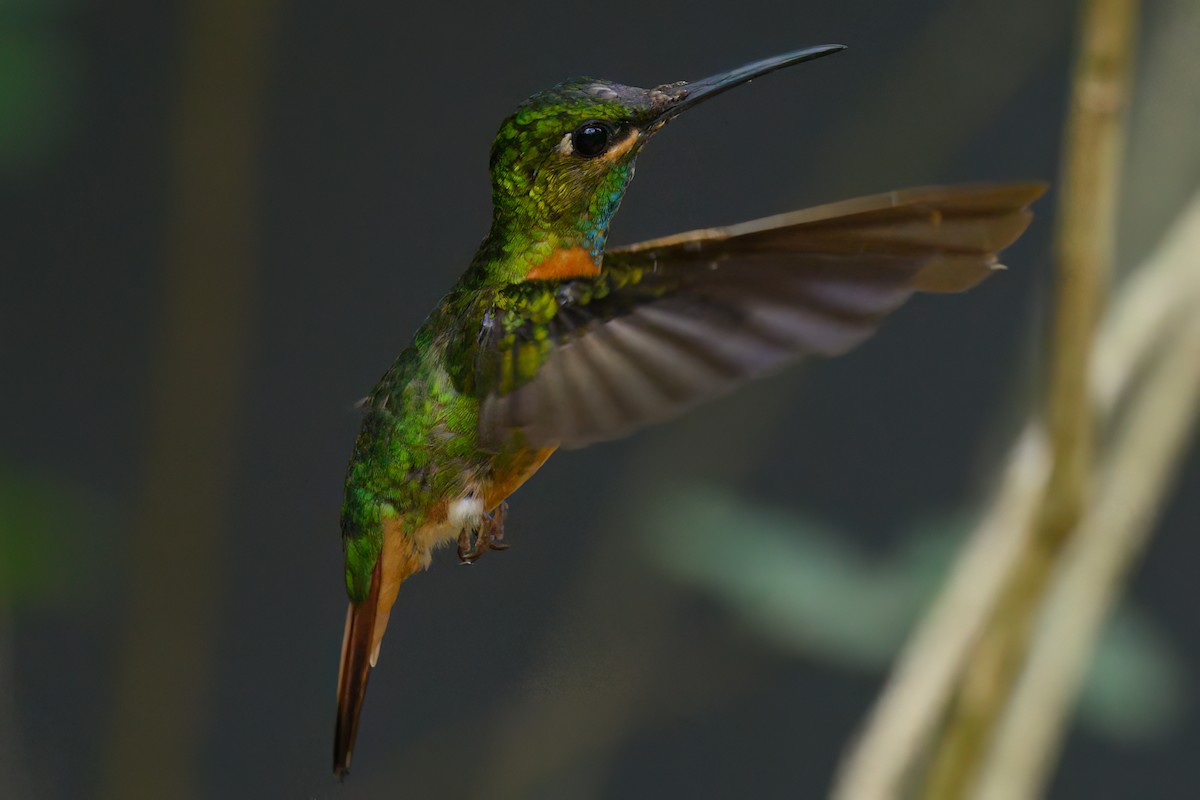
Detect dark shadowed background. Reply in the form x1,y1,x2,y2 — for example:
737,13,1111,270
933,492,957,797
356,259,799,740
3,0,1198,798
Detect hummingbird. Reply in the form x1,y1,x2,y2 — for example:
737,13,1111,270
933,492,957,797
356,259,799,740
333,44,1044,776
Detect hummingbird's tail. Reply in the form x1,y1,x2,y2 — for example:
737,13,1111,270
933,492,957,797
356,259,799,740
334,515,423,778
333,559,381,779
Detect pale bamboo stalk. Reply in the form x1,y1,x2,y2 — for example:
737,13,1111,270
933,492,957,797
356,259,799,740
919,1,1138,795
977,201,1200,799
831,190,1200,800
979,195,1200,800
830,429,1048,800
1092,192,1200,411
834,12,1163,793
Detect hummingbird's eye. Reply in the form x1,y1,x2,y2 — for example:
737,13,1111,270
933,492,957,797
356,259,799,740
571,121,614,158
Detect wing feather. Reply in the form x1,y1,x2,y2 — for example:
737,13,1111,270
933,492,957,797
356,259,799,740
470,183,1045,449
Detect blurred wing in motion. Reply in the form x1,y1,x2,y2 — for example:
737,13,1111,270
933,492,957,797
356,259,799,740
469,183,1046,450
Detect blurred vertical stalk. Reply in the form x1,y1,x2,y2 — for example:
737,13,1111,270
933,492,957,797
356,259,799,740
830,428,1049,800
101,2,275,798
0,610,35,799
921,0,1138,797
979,263,1200,798
832,192,1200,800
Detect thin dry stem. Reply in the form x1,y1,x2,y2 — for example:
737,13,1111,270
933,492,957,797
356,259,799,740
832,188,1200,800
833,5,1168,795
1093,192,1200,410
977,199,1200,799
919,1,1138,796
830,431,1048,800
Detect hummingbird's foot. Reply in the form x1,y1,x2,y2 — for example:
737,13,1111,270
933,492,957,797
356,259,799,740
487,501,509,551
456,527,473,563
456,502,509,564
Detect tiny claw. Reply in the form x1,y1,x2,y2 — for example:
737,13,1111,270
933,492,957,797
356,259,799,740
457,528,477,564
454,502,511,564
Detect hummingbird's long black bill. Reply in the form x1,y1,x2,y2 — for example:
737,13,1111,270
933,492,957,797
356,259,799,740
651,44,846,125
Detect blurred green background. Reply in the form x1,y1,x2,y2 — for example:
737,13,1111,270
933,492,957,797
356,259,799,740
2,0,1197,797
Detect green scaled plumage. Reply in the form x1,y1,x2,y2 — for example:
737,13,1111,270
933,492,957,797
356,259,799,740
485,85,636,276
340,329,479,602
339,82,654,602
333,44,1045,778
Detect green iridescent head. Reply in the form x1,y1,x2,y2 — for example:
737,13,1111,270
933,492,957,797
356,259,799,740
482,45,846,275
488,79,656,256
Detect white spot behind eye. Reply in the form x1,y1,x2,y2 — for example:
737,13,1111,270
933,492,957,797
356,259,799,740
558,132,574,156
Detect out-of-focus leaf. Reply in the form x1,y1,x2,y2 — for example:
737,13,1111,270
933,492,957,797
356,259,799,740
641,485,928,665
640,484,1185,743
1079,608,1187,742
0,466,106,605
0,24,77,173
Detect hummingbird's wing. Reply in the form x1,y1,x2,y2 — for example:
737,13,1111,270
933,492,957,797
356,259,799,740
470,183,1045,450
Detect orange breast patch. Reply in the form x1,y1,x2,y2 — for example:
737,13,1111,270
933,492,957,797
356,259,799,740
525,246,600,281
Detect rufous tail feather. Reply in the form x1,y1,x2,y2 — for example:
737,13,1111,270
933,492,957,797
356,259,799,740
334,517,423,777
333,558,381,778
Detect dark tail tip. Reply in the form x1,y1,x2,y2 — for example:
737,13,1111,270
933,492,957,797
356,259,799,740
333,604,374,778
332,715,354,778
333,665,367,779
